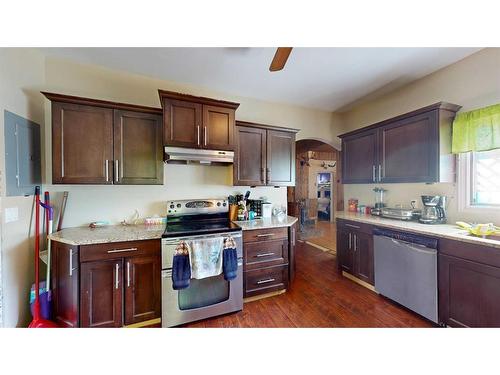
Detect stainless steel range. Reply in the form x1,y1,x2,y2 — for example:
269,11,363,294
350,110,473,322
161,199,243,327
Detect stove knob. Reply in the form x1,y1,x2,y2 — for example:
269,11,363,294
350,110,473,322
217,202,221,207
222,202,227,207
169,204,174,209
176,204,181,208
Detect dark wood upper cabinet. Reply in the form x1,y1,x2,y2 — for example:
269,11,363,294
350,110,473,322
162,99,202,147
159,90,239,150
234,125,266,186
339,102,461,184
80,259,123,328
203,105,235,150
124,255,161,326
43,92,164,185
113,110,163,185
342,130,377,184
234,121,298,187
51,102,114,184
267,130,296,186
379,112,439,183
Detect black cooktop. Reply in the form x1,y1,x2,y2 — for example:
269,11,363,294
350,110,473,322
162,214,241,238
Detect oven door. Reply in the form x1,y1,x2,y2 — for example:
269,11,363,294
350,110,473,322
161,259,243,327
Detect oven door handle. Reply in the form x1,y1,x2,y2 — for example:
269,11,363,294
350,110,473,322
161,261,243,279
163,231,242,244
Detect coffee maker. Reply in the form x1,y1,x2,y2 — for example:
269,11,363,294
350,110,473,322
419,195,447,224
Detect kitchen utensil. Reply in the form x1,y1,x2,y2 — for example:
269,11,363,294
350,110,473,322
56,191,69,231
229,204,238,221
28,186,57,328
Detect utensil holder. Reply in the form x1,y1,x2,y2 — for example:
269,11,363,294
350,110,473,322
229,204,238,221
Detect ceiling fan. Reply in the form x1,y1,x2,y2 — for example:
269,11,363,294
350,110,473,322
269,47,293,72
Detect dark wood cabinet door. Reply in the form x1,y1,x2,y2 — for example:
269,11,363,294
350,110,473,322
233,126,266,186
439,254,500,327
341,130,378,184
52,102,113,184
163,99,202,148
266,130,296,186
202,105,235,150
80,259,123,328
337,229,354,273
379,111,439,183
113,110,163,185
51,242,79,327
124,255,161,326
353,231,374,285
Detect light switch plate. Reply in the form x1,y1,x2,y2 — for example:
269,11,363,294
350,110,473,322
5,207,19,223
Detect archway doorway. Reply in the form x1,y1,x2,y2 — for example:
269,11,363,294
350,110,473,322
287,139,343,255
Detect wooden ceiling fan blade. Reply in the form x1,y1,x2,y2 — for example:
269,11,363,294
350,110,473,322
269,47,293,72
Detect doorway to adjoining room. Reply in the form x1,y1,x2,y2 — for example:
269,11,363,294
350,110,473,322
287,139,343,256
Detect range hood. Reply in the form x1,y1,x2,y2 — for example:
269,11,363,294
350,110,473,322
164,147,234,165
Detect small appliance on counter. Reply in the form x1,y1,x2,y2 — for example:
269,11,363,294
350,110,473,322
371,187,387,216
261,202,273,218
419,195,447,224
381,207,418,221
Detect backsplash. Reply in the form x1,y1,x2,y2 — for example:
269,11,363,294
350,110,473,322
343,182,500,225
44,163,287,228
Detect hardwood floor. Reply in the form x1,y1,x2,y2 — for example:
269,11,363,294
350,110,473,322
306,220,336,254
183,241,434,328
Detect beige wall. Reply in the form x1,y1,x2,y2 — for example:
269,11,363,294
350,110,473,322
340,48,500,224
0,48,46,327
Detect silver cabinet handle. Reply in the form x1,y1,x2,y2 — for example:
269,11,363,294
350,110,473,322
69,249,77,276
353,234,357,252
127,261,131,287
256,233,275,237
197,125,200,146
266,168,271,182
372,165,376,182
105,160,109,182
257,278,275,285
345,223,360,229
107,247,138,254
260,167,265,183
256,252,275,257
292,227,296,246
115,160,119,182
348,233,352,249
378,164,382,181
115,263,119,289
204,127,207,146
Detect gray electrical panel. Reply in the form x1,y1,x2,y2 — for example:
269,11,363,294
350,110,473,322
4,110,41,196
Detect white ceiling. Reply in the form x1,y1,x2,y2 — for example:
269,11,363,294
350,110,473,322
40,47,481,112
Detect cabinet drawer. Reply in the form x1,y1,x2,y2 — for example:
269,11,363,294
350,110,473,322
244,265,288,298
244,239,288,270
243,227,288,243
336,219,373,235
80,239,160,262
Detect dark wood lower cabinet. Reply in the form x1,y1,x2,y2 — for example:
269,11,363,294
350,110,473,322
124,255,161,326
439,253,500,327
81,259,123,328
242,225,295,298
52,239,161,328
336,219,374,285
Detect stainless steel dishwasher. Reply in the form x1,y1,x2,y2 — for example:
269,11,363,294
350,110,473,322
373,228,438,323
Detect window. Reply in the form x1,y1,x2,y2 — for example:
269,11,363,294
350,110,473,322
471,149,500,206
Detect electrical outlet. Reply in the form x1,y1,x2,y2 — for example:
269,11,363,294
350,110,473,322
5,207,19,223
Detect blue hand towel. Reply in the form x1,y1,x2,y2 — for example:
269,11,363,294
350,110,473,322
223,237,238,281
172,242,191,290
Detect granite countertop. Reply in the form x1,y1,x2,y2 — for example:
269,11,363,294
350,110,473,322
232,215,298,231
48,224,166,246
336,211,500,249
48,216,298,245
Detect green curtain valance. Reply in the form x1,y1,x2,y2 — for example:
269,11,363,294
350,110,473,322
452,103,500,153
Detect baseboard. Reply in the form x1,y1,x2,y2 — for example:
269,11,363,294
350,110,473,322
124,318,161,328
305,241,332,252
244,289,286,303
342,271,376,292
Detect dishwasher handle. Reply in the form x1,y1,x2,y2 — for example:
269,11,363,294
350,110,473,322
373,228,437,249
388,238,437,255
